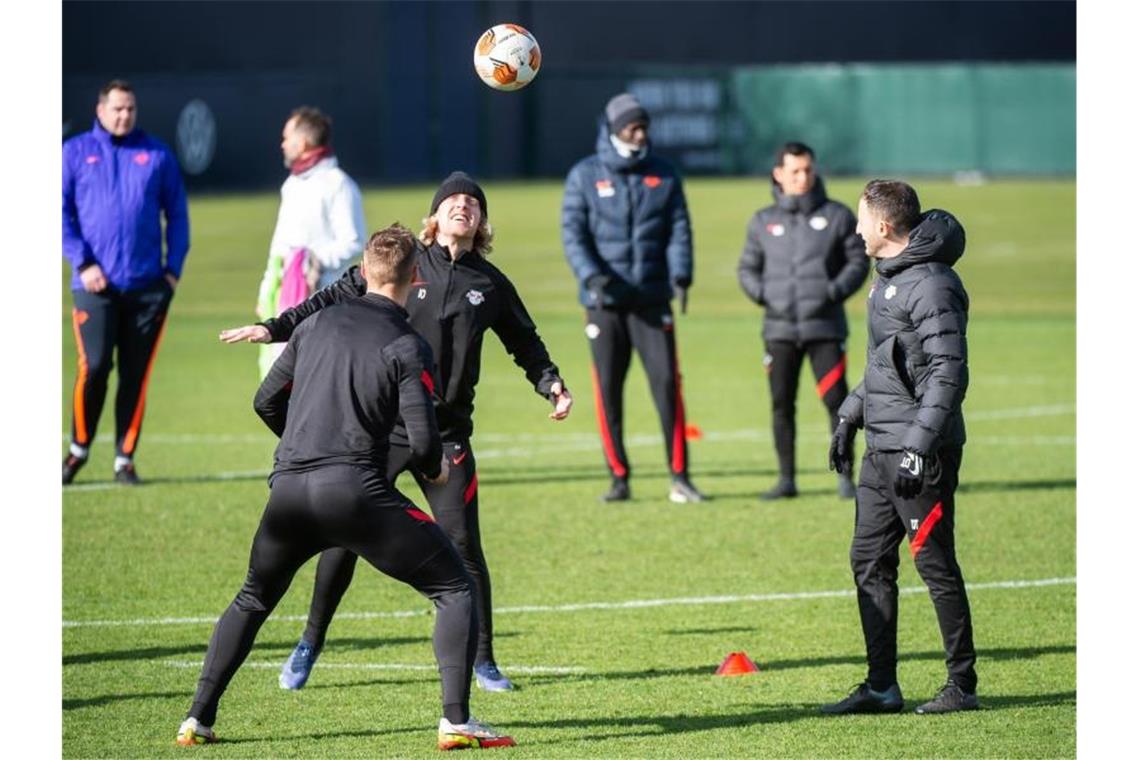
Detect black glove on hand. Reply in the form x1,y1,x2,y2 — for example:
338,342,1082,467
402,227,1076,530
586,274,633,309
828,418,856,475
893,450,925,499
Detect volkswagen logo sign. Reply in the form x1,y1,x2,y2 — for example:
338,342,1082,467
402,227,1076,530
175,99,216,175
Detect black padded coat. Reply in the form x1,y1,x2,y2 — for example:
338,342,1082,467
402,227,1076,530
837,210,969,455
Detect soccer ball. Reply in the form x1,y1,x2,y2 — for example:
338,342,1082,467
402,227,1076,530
473,23,541,91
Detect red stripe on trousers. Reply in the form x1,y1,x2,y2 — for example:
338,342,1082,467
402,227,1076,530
463,472,479,505
404,506,434,523
816,355,846,398
671,359,687,475
590,365,627,478
910,501,944,558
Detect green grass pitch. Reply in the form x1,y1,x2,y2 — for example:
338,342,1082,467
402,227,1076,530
62,177,1075,757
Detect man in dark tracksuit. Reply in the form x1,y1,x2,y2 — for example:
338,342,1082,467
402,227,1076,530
176,225,515,750
561,92,705,504
823,180,978,716
62,79,190,485
738,142,868,500
220,173,571,694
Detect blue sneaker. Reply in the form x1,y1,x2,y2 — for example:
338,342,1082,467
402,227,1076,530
474,662,514,692
279,640,320,690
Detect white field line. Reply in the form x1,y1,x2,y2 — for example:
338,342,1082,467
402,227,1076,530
160,660,585,674
57,403,1075,447
63,576,1074,630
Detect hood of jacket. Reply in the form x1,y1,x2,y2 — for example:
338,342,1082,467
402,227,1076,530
594,115,651,172
876,209,966,277
771,175,829,215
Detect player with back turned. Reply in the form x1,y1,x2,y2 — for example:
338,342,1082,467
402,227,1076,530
175,224,515,750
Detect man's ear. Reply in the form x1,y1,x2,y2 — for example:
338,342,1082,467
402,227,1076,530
358,257,369,282
772,166,784,186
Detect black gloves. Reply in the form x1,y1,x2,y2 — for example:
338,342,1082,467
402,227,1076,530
894,450,925,499
585,274,633,310
828,418,857,475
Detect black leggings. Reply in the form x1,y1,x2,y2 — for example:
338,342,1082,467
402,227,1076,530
302,441,498,664
764,339,848,481
187,465,476,726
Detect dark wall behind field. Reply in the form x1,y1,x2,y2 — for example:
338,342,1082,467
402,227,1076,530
62,0,1076,190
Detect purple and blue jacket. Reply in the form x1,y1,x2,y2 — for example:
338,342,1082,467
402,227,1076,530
63,120,190,292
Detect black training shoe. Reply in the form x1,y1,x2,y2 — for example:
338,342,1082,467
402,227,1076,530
114,463,141,486
759,479,798,500
601,477,630,502
837,474,857,499
820,682,904,715
63,454,87,485
914,682,979,714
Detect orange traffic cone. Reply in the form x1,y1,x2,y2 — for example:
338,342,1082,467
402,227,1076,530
685,423,703,441
715,651,760,676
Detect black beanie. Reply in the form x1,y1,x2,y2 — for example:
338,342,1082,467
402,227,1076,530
430,171,488,219
605,93,650,135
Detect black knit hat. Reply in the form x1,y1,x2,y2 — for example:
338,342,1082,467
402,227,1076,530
605,93,650,135
430,171,488,219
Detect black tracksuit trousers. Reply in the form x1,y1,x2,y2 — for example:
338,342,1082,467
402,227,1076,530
69,280,172,458
851,447,977,694
586,305,689,479
299,442,498,665
188,465,477,726
764,339,848,482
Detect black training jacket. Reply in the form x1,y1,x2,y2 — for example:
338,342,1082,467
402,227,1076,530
255,293,442,479
837,210,969,454
737,178,868,343
261,241,563,443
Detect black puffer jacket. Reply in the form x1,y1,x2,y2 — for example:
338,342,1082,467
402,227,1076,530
737,178,868,342
837,210,969,454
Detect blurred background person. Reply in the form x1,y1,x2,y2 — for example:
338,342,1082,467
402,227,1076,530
737,142,868,501
255,106,366,377
561,93,705,504
62,79,190,486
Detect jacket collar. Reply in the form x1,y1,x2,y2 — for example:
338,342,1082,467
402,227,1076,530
362,291,409,318
771,175,828,215
91,118,141,147
594,116,651,172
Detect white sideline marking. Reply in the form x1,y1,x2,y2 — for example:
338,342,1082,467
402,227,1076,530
57,403,1076,448
63,576,1074,629
160,660,585,674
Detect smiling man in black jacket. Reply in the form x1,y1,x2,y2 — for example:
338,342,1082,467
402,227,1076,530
822,180,978,716
737,142,869,500
220,172,571,695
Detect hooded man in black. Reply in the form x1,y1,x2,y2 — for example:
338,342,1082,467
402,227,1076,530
823,180,978,716
737,142,869,500
219,172,572,695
